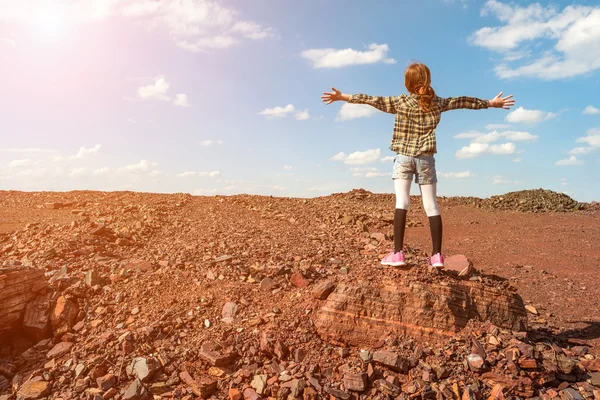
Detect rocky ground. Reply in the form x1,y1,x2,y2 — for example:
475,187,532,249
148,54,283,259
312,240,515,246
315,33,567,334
0,189,599,400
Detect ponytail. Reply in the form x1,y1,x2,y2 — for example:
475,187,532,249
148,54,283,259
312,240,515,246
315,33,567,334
417,84,435,112
404,62,436,112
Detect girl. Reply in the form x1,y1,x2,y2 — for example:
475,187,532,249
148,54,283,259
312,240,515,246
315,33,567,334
321,62,515,268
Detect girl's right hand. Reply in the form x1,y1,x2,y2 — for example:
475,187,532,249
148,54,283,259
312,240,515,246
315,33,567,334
321,87,349,104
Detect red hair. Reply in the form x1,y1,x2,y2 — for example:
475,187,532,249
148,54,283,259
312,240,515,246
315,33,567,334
404,63,435,111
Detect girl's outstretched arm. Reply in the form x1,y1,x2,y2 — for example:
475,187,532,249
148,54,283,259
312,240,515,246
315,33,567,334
322,87,402,114
440,92,515,112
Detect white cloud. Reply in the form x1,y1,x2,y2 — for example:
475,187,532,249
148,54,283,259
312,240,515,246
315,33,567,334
128,117,136,123
569,147,595,155
381,156,395,162
259,104,295,119
438,171,473,179
556,156,584,166
493,175,520,184
284,165,293,170
69,167,88,178
301,43,396,68
0,148,57,153
513,157,523,162
575,128,600,148
561,178,568,186
456,130,538,143
583,105,600,115
471,1,600,80
200,140,224,146
331,149,381,165
295,109,310,121
350,167,390,178
173,94,190,107
93,167,111,176
138,76,170,101
8,159,33,168
71,144,101,159
485,123,512,130
178,171,221,178
119,160,159,174
336,103,378,121
456,142,517,158
2,37,15,46
505,107,556,124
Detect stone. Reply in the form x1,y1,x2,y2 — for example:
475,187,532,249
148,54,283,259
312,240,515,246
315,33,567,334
290,273,310,288
343,373,368,392
16,381,52,400
561,388,584,400
228,388,242,400
467,353,485,372
97,374,117,391
519,358,538,369
303,387,318,400
374,379,401,397
251,375,267,395
314,282,527,346
44,202,63,209
199,341,237,367
525,305,538,315
359,350,372,362
444,255,474,277
85,270,101,287
178,371,217,399
47,342,73,358
589,372,600,387
22,293,52,342
312,281,336,300
0,267,46,338
50,296,79,337
242,388,260,400
372,351,411,373
122,379,151,400
126,357,162,383
259,277,275,291
222,302,238,324
324,387,350,399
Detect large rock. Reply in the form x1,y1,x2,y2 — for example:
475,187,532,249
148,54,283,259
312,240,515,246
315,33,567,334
50,296,79,337
0,267,46,338
313,280,527,347
23,294,53,342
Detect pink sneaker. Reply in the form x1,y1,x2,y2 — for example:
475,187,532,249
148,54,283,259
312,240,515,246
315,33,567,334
430,253,445,268
381,251,406,267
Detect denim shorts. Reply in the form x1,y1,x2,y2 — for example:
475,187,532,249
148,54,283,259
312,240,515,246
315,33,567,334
392,154,437,184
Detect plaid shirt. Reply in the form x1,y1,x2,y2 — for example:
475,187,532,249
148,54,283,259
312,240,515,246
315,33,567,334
347,94,489,156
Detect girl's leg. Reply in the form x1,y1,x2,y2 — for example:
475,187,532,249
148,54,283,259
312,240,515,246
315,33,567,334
393,178,412,253
419,183,442,255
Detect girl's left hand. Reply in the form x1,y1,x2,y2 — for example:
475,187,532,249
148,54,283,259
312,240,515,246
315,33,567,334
489,92,515,109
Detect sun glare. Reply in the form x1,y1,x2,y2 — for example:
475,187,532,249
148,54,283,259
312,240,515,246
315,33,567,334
34,7,67,37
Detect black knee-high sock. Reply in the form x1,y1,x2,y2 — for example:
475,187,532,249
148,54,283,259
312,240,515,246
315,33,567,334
428,215,443,255
394,209,407,253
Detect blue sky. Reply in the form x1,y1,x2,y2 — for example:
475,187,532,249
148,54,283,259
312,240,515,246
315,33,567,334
1,0,599,201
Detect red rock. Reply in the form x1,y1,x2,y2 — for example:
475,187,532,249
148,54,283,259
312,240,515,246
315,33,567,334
51,296,79,337
242,388,260,400
47,341,73,358
199,341,237,367
290,273,310,288
97,374,117,391
519,358,538,369
314,282,527,347
222,302,238,324
22,293,52,342
228,388,242,400
44,202,63,209
17,381,52,400
343,373,368,392
178,371,217,399
312,281,336,300
467,353,485,371
445,255,474,277
372,351,411,373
